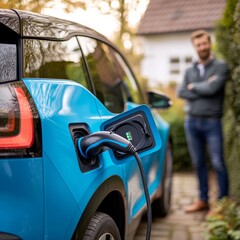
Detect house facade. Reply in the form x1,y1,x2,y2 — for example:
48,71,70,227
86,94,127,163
137,0,226,87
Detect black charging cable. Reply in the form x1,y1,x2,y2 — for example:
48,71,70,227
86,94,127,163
77,131,152,240
132,151,152,240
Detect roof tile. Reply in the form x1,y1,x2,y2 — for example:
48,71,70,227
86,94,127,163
137,0,226,35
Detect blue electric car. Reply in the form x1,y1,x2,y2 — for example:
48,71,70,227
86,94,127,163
0,9,172,240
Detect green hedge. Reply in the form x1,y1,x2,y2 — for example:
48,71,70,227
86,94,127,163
168,116,192,171
158,88,192,171
205,198,240,240
215,0,240,200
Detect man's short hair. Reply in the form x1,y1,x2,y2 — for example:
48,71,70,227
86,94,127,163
191,30,211,43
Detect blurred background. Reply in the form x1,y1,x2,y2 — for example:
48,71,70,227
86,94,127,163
1,0,240,203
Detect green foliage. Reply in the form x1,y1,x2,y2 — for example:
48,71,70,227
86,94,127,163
87,0,149,55
223,104,240,200
0,0,85,13
205,198,240,240
167,116,192,171
215,0,240,199
157,85,192,171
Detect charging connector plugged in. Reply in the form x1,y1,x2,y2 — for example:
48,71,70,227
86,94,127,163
77,131,136,159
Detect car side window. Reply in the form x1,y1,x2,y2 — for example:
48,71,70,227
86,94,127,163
23,37,90,89
78,37,143,113
113,50,144,105
78,37,124,113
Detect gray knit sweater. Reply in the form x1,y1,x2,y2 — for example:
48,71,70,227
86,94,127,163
177,58,229,118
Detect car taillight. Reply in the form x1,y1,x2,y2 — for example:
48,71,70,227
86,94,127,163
0,87,34,148
0,82,42,158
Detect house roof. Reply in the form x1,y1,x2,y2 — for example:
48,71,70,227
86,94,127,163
137,0,226,35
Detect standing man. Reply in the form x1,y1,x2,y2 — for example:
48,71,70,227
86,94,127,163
177,30,229,213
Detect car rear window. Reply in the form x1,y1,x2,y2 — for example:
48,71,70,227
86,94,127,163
0,43,17,82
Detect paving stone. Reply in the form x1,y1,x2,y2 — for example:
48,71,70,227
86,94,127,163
134,237,146,240
151,238,169,240
188,225,205,233
172,230,189,240
134,172,216,240
151,230,170,237
190,232,205,240
178,197,193,205
151,224,171,231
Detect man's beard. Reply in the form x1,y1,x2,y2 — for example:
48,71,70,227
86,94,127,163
199,50,211,61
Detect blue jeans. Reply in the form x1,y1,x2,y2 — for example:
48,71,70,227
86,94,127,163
184,116,229,202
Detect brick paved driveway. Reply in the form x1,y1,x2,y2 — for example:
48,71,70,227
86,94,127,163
134,172,217,240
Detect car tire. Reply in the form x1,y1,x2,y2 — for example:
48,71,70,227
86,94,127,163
152,142,173,217
83,211,121,240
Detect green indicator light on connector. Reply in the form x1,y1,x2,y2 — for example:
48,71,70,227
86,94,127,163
126,131,133,141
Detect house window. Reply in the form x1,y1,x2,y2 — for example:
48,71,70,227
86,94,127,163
169,56,193,79
170,57,180,64
169,57,180,75
185,56,192,63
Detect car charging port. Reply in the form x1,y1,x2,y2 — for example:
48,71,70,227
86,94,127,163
69,124,99,172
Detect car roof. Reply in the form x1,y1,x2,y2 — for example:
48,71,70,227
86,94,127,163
0,9,109,42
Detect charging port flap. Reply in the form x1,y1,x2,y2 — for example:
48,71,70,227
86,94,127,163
100,105,162,159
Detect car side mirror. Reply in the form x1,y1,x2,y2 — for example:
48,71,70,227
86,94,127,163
146,89,172,109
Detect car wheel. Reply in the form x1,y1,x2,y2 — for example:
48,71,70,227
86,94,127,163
83,211,121,240
152,142,173,217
